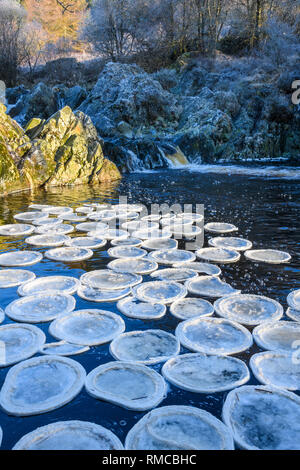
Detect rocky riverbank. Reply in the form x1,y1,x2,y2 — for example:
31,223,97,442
3,55,300,175
0,104,121,196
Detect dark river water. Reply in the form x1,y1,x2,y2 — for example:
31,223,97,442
0,167,299,450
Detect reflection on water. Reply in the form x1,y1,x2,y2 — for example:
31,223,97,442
0,169,299,449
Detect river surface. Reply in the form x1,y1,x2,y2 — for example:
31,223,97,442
0,166,299,449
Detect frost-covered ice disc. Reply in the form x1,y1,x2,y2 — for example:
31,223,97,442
31,218,61,226
253,321,300,352
222,385,300,450
0,355,86,416
150,268,198,282
5,292,76,323
117,296,166,320
85,361,167,411
176,317,253,355
287,289,300,311
142,238,178,251
132,229,172,240
177,213,204,223
286,308,300,322
244,249,291,264
14,212,48,223
41,206,73,216
76,206,94,214
80,270,142,290
65,236,107,249
58,213,87,223
0,324,46,367
122,220,159,232
196,247,240,264
186,276,240,298
204,222,238,234
250,351,300,391
125,405,234,450
13,420,123,450
49,309,125,346
214,294,283,326
76,222,108,233
77,285,130,302
29,204,53,211
40,341,90,357
0,224,34,237
35,223,75,235
170,297,214,320
18,275,80,296
25,234,70,247
209,237,253,251
108,258,158,275
0,308,4,324
162,353,249,393
110,330,180,365
149,249,196,266
88,229,129,240
0,251,42,267
135,281,187,305
173,261,221,276
45,247,93,262
111,237,142,247
0,269,36,288
108,246,147,259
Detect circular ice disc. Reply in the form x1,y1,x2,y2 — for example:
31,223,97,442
150,268,198,282
108,258,158,275
250,351,300,391
77,285,130,302
0,269,36,288
173,261,221,276
132,229,172,240
149,250,196,266
135,281,187,305
58,214,87,223
169,225,202,239
65,237,107,249
176,317,253,355
204,222,238,234
42,206,73,216
76,206,94,214
80,270,142,290
222,385,300,450
141,214,161,222
117,296,166,320
209,237,253,251
125,405,234,450
108,246,147,259
18,276,80,297
14,212,47,223
286,307,300,322
110,330,180,365
177,213,203,223
32,218,61,227
0,355,86,416
45,247,93,262
85,361,167,411
88,229,129,240
170,297,214,320
214,294,283,326
25,234,70,247
123,221,159,232
35,223,75,235
0,324,46,367
5,292,76,323
0,224,34,237
111,237,142,247
75,222,108,233
40,341,90,357
186,276,240,298
0,308,4,324
196,247,240,264
49,309,125,346
142,238,178,251
253,321,300,352
29,204,54,211
244,249,291,264
287,289,300,311
162,353,249,393
13,420,123,450
0,251,42,267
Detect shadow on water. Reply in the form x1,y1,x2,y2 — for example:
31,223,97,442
0,169,299,449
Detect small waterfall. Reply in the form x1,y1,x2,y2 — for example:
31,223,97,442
157,146,189,168
126,149,146,172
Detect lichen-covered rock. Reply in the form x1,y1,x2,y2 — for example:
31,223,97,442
0,105,121,196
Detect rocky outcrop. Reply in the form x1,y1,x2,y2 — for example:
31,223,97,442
0,105,121,196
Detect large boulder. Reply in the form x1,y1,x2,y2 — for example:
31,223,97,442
0,105,121,196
